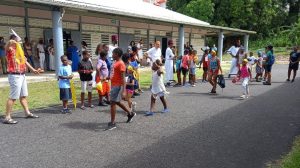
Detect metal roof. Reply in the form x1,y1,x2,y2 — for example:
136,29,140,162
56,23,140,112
24,0,256,35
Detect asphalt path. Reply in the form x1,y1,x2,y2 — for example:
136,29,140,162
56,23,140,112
0,64,299,168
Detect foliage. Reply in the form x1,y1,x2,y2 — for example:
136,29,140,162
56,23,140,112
180,0,214,22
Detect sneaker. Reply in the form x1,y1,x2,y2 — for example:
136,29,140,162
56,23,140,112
64,108,71,114
134,92,140,96
98,102,108,106
240,95,246,99
161,108,170,113
107,122,117,130
127,112,136,123
286,79,290,82
291,79,295,83
263,82,271,85
192,84,196,87
132,102,137,112
209,90,217,94
145,111,154,116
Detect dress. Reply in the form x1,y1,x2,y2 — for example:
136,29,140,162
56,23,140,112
48,45,55,70
67,45,79,71
227,45,240,75
165,47,175,82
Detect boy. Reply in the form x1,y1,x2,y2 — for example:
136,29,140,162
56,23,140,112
96,51,110,106
145,59,169,116
287,46,300,82
108,48,136,130
208,50,222,94
199,47,209,83
58,55,73,113
78,51,94,110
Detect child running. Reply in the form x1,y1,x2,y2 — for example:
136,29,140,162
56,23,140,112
107,48,136,130
78,51,94,110
208,50,222,94
58,55,73,113
145,59,169,116
96,51,110,106
238,59,252,99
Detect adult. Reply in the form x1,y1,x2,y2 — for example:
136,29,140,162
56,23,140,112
287,46,300,82
137,39,144,64
3,34,39,124
67,40,79,71
31,40,39,69
107,35,118,62
23,37,34,70
144,41,162,67
0,37,7,74
36,38,45,70
48,39,55,71
81,41,88,52
227,39,242,78
165,40,175,86
237,47,247,67
128,40,135,50
263,45,274,85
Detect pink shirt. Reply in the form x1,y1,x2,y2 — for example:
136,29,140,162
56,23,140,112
240,65,250,78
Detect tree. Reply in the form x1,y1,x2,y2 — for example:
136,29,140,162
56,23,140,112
181,0,214,22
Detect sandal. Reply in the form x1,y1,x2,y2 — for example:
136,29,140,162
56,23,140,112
80,106,86,110
3,119,18,124
89,105,95,108
25,113,39,119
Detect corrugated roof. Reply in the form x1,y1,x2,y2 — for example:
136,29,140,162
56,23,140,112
24,0,256,34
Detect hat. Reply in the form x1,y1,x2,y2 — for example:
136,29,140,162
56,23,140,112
168,40,174,45
111,35,118,41
127,65,134,71
211,50,216,56
243,59,248,63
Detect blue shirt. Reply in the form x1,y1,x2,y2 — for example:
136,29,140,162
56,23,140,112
130,60,139,69
0,48,5,57
58,65,72,88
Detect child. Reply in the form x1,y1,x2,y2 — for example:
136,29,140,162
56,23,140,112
181,49,190,86
287,46,300,82
199,47,209,83
145,59,169,116
189,50,198,87
78,51,94,109
174,55,182,86
238,59,252,99
126,65,137,111
208,50,222,94
96,51,110,106
58,55,73,113
107,48,136,130
247,51,256,74
255,51,264,82
263,45,274,85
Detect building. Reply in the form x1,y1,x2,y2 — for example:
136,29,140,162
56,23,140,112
0,0,255,73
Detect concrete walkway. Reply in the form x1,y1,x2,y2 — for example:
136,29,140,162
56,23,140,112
0,64,299,168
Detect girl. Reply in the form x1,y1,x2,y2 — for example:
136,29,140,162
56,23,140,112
200,47,209,83
145,59,169,116
181,49,190,86
208,50,222,94
126,65,137,112
189,50,198,87
174,55,182,86
96,51,110,106
255,51,264,82
238,59,252,99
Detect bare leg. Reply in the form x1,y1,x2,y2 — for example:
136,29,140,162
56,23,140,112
150,95,156,112
5,99,16,120
288,68,292,80
20,97,31,115
116,102,131,114
177,70,181,85
160,96,167,109
267,72,272,83
80,92,85,107
183,75,187,86
88,92,92,106
212,75,217,91
292,69,297,80
110,102,117,123
63,100,68,109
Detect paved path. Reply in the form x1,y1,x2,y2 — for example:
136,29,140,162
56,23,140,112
0,64,299,168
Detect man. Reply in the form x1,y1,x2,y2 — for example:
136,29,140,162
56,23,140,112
165,40,175,86
107,35,118,62
227,39,241,78
3,34,39,124
287,46,300,82
144,41,162,67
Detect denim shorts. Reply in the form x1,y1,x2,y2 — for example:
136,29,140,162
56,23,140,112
110,86,122,102
60,88,72,101
189,68,196,75
265,65,272,73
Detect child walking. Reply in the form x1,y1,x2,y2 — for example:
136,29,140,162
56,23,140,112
145,59,169,116
78,51,94,110
255,51,264,82
96,51,110,106
208,50,222,94
125,65,137,111
58,55,73,113
238,59,252,99
107,48,136,130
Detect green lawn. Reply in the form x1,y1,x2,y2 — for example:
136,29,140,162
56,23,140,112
0,64,230,115
267,136,300,168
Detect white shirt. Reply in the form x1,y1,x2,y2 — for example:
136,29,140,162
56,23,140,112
137,43,143,58
108,45,117,60
147,47,161,62
165,47,175,61
227,46,239,57
37,44,45,53
151,70,166,94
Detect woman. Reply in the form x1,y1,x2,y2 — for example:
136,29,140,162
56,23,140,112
48,39,55,71
67,40,79,71
227,39,241,78
23,37,34,70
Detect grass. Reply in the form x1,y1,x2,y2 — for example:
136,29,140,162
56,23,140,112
0,64,230,115
267,136,300,168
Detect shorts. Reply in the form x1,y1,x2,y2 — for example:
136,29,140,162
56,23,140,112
189,68,196,75
289,63,299,70
152,92,165,99
209,69,219,75
8,74,28,100
60,88,72,101
81,80,93,93
181,67,188,76
110,86,122,102
265,65,272,73
203,67,208,72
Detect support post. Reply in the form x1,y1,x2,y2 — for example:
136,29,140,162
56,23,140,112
244,34,249,53
24,2,30,39
52,7,64,76
179,24,184,56
218,30,224,62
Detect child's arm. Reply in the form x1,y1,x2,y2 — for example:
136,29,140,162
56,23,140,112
248,68,252,79
121,72,127,98
157,68,164,76
218,59,223,74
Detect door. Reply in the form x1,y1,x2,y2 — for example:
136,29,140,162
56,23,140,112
119,33,134,53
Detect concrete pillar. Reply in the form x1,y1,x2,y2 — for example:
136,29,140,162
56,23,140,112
179,24,184,56
24,2,30,39
218,31,224,62
244,34,249,53
52,7,64,75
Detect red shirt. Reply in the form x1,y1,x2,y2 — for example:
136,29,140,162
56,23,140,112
111,60,126,87
7,45,27,74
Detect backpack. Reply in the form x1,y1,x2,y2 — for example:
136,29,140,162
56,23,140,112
268,53,275,65
217,75,225,89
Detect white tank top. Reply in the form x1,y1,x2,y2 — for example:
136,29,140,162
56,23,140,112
151,70,166,94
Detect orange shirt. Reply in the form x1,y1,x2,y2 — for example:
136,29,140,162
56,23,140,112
111,60,126,87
